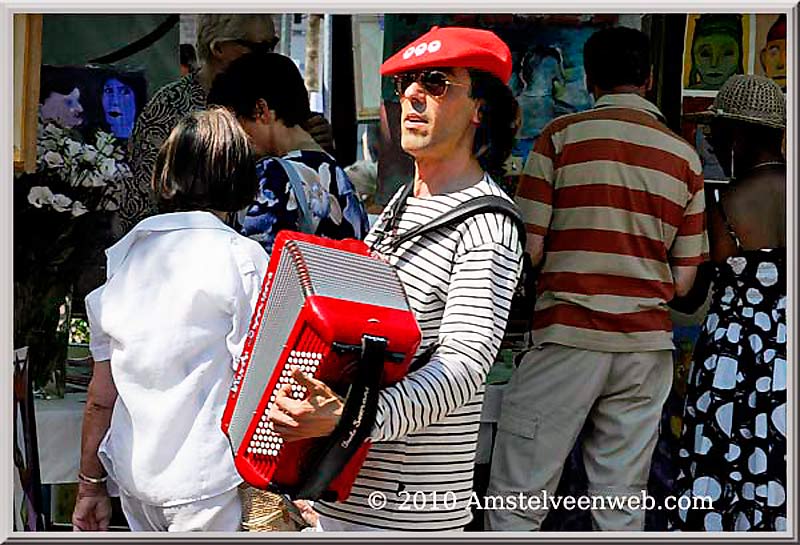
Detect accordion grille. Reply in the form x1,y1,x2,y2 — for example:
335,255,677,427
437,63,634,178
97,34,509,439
294,241,409,311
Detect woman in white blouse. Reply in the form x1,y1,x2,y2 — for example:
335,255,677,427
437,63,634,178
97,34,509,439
71,108,268,531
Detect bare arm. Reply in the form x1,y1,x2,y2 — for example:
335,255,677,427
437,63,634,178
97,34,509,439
526,233,545,267
668,171,708,296
72,360,116,531
671,265,698,298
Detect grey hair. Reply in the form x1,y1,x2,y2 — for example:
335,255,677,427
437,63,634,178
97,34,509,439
195,14,276,64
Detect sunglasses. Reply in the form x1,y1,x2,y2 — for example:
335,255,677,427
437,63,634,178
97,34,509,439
393,70,469,98
228,37,280,54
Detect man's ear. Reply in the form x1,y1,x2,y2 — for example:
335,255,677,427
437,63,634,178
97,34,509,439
472,100,485,126
254,98,273,123
211,40,225,60
645,65,654,92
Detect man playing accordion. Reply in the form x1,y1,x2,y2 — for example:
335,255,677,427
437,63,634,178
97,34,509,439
268,26,524,531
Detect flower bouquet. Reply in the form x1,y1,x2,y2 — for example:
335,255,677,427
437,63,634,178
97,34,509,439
14,116,130,395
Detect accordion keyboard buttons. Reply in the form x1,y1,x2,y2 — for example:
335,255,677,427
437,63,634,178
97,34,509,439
245,350,324,460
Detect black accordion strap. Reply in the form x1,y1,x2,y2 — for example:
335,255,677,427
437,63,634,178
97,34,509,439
369,182,414,252
390,195,527,250
295,335,387,500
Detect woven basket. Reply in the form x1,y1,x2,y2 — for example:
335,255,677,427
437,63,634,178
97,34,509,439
238,485,307,532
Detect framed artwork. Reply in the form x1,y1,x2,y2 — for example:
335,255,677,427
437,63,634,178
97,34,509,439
13,14,43,173
39,65,147,142
680,12,787,183
754,13,786,90
682,14,753,95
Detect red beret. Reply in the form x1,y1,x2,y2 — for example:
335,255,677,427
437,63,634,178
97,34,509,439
380,26,512,84
767,14,786,42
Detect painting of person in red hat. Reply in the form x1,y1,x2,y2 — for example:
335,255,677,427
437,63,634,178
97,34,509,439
266,25,524,532
759,14,786,90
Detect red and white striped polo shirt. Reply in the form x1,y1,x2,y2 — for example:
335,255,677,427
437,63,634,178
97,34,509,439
515,93,708,352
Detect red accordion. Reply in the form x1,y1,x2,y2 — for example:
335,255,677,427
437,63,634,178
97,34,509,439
221,231,421,501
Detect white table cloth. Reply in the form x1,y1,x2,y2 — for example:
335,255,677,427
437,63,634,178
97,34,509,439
34,393,85,484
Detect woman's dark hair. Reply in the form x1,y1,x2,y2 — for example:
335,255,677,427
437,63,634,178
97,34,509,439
468,69,519,179
583,27,651,90
152,107,257,214
207,52,311,127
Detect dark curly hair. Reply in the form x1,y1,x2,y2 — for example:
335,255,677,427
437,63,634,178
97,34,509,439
468,69,519,179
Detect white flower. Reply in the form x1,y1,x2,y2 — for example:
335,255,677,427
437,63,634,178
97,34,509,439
78,170,104,188
42,150,64,169
43,123,63,138
102,198,119,211
81,147,97,164
95,131,115,153
65,140,82,158
51,193,73,212
40,137,59,152
91,170,108,187
99,158,117,178
28,186,54,208
71,201,88,217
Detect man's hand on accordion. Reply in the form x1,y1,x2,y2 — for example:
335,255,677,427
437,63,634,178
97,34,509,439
269,367,344,442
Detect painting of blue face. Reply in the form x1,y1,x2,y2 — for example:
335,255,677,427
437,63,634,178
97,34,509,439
102,78,137,139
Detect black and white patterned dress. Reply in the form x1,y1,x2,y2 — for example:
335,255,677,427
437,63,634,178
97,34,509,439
672,228,786,531
121,72,206,234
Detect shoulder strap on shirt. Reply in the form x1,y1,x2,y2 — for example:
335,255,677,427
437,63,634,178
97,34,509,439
274,157,314,234
389,195,527,250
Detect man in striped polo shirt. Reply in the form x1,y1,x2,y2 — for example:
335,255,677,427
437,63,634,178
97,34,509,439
486,27,708,531
268,26,523,531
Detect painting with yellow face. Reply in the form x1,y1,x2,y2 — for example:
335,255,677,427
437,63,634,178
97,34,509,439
683,14,749,91
756,14,786,90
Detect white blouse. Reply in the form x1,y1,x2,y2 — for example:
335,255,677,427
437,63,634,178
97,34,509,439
87,211,268,506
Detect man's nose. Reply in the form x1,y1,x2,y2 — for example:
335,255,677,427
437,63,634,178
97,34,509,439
404,80,427,101
403,83,428,113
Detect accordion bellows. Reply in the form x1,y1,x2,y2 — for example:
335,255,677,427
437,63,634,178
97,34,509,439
222,231,421,501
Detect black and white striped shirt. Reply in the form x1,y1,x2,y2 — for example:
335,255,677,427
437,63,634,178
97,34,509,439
315,174,522,530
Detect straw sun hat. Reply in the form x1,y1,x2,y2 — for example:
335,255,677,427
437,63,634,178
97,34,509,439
685,74,786,129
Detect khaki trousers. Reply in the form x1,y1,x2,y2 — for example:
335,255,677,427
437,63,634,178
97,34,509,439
485,344,672,531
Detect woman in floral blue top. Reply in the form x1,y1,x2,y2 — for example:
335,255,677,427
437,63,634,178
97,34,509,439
208,52,369,253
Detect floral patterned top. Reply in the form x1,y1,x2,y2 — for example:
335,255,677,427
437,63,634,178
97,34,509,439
241,150,369,254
